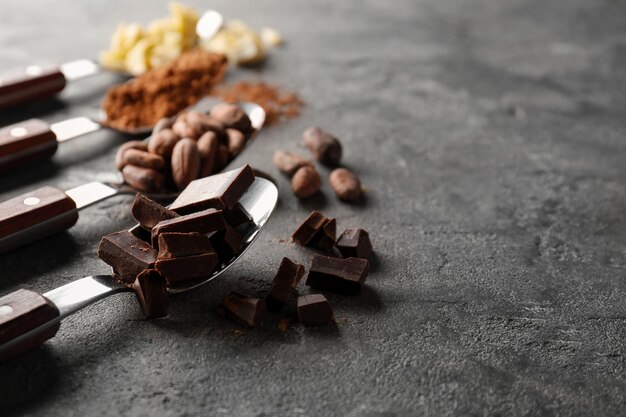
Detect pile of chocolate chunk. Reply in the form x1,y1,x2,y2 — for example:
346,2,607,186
98,165,255,318
217,210,373,329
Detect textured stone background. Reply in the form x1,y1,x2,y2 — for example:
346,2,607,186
1,0,626,416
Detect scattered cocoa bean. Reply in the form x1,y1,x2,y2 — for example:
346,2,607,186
197,131,219,177
329,168,362,202
273,150,312,176
291,165,321,199
152,117,175,135
115,141,148,170
148,129,181,159
171,138,201,190
226,128,246,158
210,103,252,133
303,127,342,166
122,165,165,193
123,149,165,170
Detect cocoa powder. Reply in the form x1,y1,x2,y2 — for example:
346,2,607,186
214,82,304,126
103,50,228,130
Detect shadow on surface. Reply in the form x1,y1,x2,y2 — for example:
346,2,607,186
0,346,60,417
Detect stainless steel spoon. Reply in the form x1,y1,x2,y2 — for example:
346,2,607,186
0,176,278,361
0,101,266,254
0,10,224,110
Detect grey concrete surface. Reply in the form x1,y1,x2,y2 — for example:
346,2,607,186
1,0,625,416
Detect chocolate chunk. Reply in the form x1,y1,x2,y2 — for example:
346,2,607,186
291,211,327,246
157,232,214,259
336,228,373,259
98,231,157,284
169,165,255,214
224,203,253,229
306,255,370,294
222,292,267,327
297,294,335,326
266,258,305,313
208,226,243,263
130,225,152,243
155,252,219,284
132,269,170,319
131,193,179,230
311,218,336,252
151,208,226,247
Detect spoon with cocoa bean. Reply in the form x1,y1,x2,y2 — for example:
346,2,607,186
0,101,266,255
0,173,278,361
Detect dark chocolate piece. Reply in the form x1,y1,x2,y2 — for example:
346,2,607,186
222,292,267,327
311,218,336,252
131,193,179,230
151,208,226,247
336,228,373,259
224,203,253,229
207,226,243,263
132,269,170,319
157,232,214,259
291,211,327,246
98,231,157,284
169,165,255,214
266,257,305,313
130,225,152,243
155,252,219,284
297,294,335,326
306,255,370,294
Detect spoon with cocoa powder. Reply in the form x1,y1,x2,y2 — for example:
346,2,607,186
0,102,266,255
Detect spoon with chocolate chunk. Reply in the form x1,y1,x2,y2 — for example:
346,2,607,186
0,169,278,361
0,102,265,255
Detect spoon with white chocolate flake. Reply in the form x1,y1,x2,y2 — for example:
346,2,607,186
0,174,278,361
0,101,266,255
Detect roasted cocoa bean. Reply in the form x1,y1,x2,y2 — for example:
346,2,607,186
115,141,148,170
152,117,175,135
303,127,342,166
226,128,246,158
273,150,312,176
148,128,181,159
171,138,201,190
291,166,321,199
210,103,252,133
329,168,362,202
214,144,230,172
197,131,219,177
122,165,165,193
123,149,165,170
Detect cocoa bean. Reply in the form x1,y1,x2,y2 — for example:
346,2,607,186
329,168,362,202
123,149,165,170
122,165,165,193
152,117,175,135
273,150,312,176
226,128,246,158
213,144,230,172
171,138,200,190
148,128,180,159
291,166,321,199
303,127,342,166
115,141,148,170
197,131,219,177
210,103,252,133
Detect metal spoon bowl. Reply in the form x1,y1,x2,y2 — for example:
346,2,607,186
0,176,278,360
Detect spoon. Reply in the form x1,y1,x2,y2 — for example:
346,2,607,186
0,10,224,110
0,101,266,254
0,176,278,361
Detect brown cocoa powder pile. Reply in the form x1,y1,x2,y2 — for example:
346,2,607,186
102,50,228,130
214,81,303,126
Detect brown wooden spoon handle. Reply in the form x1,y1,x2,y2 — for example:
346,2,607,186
0,64,66,109
0,289,60,360
0,186,79,254
0,119,58,171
